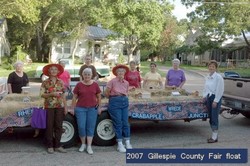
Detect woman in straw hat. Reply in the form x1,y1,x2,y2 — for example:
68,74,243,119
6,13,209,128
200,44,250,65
40,64,67,154
104,64,133,153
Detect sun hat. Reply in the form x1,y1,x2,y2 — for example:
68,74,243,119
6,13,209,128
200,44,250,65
112,64,129,76
42,64,64,76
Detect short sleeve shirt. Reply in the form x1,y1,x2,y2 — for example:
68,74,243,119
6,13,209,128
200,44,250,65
144,72,162,89
58,70,71,88
73,82,101,107
40,78,65,108
166,69,186,87
106,78,129,96
7,72,29,93
124,71,141,88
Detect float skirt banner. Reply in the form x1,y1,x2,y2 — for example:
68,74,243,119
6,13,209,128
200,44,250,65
126,148,247,164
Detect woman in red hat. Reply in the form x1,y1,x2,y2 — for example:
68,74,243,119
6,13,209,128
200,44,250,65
40,64,67,154
105,64,133,153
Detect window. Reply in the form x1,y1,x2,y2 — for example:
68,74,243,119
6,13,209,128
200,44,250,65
56,42,71,54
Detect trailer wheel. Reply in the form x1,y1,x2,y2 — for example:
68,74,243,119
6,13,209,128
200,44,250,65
220,108,238,119
242,112,250,119
61,114,78,148
93,111,116,146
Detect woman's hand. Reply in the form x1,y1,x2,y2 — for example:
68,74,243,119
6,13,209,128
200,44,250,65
64,107,68,115
212,102,217,108
203,97,207,104
53,92,63,97
128,86,136,91
97,107,102,115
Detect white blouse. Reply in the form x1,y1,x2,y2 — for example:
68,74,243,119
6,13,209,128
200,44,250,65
202,72,224,103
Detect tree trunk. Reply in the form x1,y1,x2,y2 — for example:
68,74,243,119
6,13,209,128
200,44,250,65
36,27,42,62
72,39,79,65
241,29,250,50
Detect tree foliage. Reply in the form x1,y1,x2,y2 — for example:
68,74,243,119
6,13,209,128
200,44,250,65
87,0,173,62
1,0,180,64
181,0,250,47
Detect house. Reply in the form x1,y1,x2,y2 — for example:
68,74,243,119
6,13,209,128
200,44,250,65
181,28,250,68
0,18,10,64
182,28,210,66
51,25,125,65
211,34,250,68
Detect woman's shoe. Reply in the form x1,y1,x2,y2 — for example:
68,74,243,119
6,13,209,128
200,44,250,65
117,144,126,153
47,148,54,154
86,146,93,155
33,129,39,138
79,144,86,152
207,138,218,143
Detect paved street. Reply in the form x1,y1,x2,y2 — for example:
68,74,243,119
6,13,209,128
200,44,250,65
0,114,249,166
1,69,250,166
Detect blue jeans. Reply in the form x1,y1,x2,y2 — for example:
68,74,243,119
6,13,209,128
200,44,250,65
74,107,98,137
206,94,222,131
108,96,130,142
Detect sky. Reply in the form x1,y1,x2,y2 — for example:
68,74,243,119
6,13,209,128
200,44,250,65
169,0,197,20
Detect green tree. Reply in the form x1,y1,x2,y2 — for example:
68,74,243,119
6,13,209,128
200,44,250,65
89,0,173,63
159,17,189,62
2,0,175,64
181,0,250,48
2,0,91,62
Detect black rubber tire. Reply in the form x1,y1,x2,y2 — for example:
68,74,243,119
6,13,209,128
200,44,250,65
61,114,78,148
242,112,250,119
93,111,116,146
220,108,238,119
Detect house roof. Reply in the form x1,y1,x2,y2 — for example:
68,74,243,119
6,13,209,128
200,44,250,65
87,25,116,40
222,33,250,48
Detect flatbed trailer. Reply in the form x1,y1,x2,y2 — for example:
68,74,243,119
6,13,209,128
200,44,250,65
0,89,208,148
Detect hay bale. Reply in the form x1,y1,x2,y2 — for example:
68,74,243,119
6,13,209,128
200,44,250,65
2,93,42,102
0,100,43,117
0,94,44,117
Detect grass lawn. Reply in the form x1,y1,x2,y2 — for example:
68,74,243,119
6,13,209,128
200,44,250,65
1,61,250,78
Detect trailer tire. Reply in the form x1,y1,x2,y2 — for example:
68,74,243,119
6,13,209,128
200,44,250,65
220,108,237,119
242,112,250,119
93,111,116,146
61,114,78,148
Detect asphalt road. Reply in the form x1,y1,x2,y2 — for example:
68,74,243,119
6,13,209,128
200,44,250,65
0,114,249,166
1,69,250,166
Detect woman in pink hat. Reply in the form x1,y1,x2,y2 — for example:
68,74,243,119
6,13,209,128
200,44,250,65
40,64,67,154
105,64,133,153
